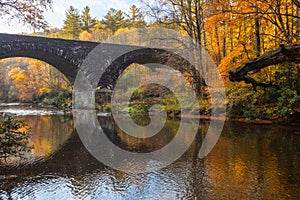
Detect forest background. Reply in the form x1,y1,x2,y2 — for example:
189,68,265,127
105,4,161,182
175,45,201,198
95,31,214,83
1,0,300,121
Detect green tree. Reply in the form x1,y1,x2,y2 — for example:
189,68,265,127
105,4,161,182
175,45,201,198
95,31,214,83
81,6,97,32
0,117,32,162
62,6,82,39
125,5,146,28
101,8,125,33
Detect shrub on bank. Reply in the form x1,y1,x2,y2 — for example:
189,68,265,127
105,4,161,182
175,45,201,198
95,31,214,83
34,90,72,109
0,117,32,163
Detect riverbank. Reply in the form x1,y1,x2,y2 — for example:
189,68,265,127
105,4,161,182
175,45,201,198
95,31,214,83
180,114,272,125
1,102,300,126
179,113,300,125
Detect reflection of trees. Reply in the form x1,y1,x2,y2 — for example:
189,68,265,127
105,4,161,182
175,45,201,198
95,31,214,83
203,123,300,199
98,116,180,152
1,119,299,199
17,115,74,157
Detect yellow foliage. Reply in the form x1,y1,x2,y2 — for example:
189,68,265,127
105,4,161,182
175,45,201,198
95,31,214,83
219,46,244,75
3,57,71,101
114,27,132,36
79,31,91,41
8,67,21,78
205,13,229,30
38,87,51,94
14,71,27,81
9,68,29,82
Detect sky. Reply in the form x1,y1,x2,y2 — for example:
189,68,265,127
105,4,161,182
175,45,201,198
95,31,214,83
0,0,140,34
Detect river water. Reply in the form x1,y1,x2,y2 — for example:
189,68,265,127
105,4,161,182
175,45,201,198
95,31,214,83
0,107,300,199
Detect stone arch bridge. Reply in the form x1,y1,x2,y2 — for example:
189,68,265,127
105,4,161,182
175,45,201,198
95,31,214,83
0,33,206,171
0,33,203,90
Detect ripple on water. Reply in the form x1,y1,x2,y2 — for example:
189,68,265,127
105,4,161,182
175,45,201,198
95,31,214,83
0,120,299,199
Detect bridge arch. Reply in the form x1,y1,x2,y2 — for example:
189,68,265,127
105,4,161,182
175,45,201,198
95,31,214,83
0,33,98,84
98,48,205,93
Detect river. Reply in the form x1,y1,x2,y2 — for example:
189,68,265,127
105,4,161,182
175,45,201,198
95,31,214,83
0,106,300,199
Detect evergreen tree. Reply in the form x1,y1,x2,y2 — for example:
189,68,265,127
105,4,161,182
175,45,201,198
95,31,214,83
81,6,97,32
125,5,146,28
101,8,125,33
62,6,82,39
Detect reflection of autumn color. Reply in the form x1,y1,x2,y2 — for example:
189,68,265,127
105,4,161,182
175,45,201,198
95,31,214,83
115,119,179,151
17,115,74,157
98,118,300,198
204,124,299,199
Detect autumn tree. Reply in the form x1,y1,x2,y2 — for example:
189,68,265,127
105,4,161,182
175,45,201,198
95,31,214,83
62,6,82,39
89,28,113,42
0,0,52,29
0,57,71,103
232,0,299,44
8,67,27,99
79,30,92,41
202,0,300,74
217,0,300,119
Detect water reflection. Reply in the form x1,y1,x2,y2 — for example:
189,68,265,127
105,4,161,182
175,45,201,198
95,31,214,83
0,116,300,199
0,114,74,163
20,115,74,158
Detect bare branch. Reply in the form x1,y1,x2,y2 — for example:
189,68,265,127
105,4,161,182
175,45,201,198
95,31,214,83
293,0,300,8
0,0,52,30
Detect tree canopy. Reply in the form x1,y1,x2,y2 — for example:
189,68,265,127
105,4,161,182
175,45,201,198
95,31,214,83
62,6,82,39
101,8,125,33
81,6,96,33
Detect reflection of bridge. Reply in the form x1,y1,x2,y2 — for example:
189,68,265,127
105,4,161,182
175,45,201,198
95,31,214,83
0,33,203,90
0,116,203,177
0,33,206,174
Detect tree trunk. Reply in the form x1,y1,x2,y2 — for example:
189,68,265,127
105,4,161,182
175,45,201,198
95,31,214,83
222,37,226,58
229,44,300,88
215,25,221,64
255,17,261,57
296,6,300,40
222,23,226,58
286,0,291,42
